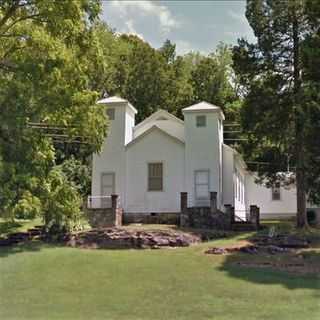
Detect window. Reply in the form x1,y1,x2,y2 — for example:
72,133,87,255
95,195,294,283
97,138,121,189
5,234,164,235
196,115,206,127
148,163,163,191
106,108,115,120
100,172,115,208
272,182,281,201
195,170,210,200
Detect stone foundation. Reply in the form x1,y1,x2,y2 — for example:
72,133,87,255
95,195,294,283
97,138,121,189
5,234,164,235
180,192,233,230
181,207,232,230
123,212,179,225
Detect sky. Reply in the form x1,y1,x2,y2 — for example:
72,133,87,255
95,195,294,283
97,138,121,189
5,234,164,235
101,0,255,55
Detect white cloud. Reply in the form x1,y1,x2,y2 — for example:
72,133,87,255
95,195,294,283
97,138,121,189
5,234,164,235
124,19,144,40
108,1,180,35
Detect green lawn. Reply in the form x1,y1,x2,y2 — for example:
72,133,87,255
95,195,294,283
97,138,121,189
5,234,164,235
0,223,319,320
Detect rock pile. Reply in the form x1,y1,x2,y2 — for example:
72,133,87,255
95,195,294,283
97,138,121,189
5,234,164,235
0,226,44,247
205,245,290,255
65,228,202,249
205,234,309,255
250,234,309,248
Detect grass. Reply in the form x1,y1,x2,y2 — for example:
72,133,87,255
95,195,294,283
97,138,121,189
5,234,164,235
0,222,319,320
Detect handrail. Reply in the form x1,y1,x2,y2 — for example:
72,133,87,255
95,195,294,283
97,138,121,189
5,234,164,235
87,195,121,209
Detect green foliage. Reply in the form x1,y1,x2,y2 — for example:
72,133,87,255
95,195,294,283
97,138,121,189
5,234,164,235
191,43,237,113
12,191,42,220
58,156,91,197
0,2,241,230
233,0,320,220
0,1,107,223
42,168,83,233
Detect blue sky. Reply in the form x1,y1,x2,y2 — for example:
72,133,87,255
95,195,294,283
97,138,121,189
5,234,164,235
101,0,255,55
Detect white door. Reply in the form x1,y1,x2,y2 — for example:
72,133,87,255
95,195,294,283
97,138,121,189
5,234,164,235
195,170,210,206
101,172,115,208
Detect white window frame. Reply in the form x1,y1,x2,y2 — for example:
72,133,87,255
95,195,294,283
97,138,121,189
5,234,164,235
147,162,163,192
196,115,206,127
194,169,210,200
100,172,115,208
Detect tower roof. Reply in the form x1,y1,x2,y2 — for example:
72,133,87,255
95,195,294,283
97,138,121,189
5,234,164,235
97,96,137,114
182,101,225,119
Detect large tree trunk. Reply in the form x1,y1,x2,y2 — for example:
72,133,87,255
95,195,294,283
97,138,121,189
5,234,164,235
292,8,308,228
296,146,308,228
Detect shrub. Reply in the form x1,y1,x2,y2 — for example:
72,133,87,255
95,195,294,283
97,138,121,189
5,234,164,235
57,156,91,197
13,191,42,220
42,168,84,233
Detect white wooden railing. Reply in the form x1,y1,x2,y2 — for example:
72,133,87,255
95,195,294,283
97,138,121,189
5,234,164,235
87,196,112,209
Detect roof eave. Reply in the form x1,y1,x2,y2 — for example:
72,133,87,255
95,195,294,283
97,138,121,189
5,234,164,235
182,108,225,120
97,98,138,114
126,125,185,149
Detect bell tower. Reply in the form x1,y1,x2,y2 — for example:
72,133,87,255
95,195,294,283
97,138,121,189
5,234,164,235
91,96,137,206
183,102,224,208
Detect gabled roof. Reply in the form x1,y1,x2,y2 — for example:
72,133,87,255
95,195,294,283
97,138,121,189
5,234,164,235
134,109,184,131
126,125,185,148
97,96,138,114
182,101,225,119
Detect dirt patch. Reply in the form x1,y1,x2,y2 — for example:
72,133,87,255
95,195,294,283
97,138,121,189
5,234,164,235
205,235,310,255
205,244,291,255
205,234,320,275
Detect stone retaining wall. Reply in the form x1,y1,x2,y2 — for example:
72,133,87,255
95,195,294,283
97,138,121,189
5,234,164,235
85,195,122,228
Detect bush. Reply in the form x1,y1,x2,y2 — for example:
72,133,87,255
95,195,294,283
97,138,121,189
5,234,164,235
57,156,91,197
307,210,317,225
13,191,42,220
42,168,84,233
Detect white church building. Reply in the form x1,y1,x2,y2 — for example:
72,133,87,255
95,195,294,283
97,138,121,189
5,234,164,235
91,96,301,221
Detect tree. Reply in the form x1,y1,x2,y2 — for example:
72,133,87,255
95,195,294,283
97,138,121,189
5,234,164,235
190,44,238,118
0,1,108,227
159,39,176,64
233,0,320,227
107,36,193,122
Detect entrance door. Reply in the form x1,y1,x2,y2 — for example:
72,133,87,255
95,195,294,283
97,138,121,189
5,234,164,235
101,172,115,208
195,170,210,206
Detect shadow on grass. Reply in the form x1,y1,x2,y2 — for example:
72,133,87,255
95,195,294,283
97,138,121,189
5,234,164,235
218,221,320,290
0,240,62,258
